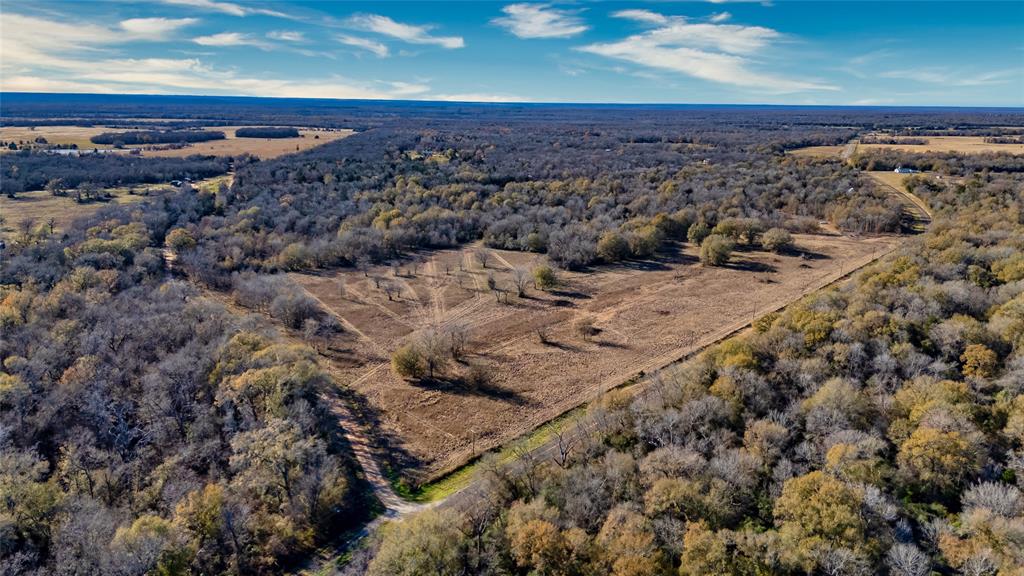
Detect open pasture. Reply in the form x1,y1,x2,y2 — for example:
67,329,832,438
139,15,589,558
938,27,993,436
0,125,117,150
790,135,1024,158
0,188,159,240
291,234,899,481
141,126,354,158
0,125,353,159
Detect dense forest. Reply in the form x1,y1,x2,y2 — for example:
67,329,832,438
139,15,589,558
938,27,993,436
89,130,226,146
235,127,301,139
351,163,1024,575
3,100,1024,574
0,152,234,195
1,174,368,574
170,118,907,285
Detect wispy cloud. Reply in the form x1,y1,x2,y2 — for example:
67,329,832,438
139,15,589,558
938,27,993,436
267,30,304,42
347,14,464,49
0,11,501,102
493,4,589,39
337,34,390,57
579,10,836,93
120,17,199,38
159,0,293,19
613,9,669,25
710,12,732,23
193,32,271,50
880,67,1019,87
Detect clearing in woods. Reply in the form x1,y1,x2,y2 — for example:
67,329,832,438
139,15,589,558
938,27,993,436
0,174,234,240
290,233,900,482
141,126,354,158
1,187,161,240
0,125,353,159
789,135,1024,158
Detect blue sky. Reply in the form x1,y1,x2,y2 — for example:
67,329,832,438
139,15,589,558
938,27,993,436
1,1,1021,106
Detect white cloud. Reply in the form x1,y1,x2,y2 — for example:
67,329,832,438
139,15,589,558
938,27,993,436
159,0,292,19
612,9,669,25
0,11,496,102
880,68,1018,87
493,4,588,39
710,12,732,23
580,10,836,93
348,14,464,49
431,92,530,103
267,30,304,42
193,32,271,49
337,34,389,57
120,17,198,38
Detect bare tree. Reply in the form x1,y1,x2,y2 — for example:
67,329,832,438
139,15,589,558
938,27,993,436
511,267,530,297
474,248,490,269
553,426,578,468
446,324,469,361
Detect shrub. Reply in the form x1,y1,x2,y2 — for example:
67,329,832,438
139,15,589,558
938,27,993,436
688,222,711,244
391,344,425,379
700,235,734,266
762,228,794,253
533,265,557,290
597,231,630,262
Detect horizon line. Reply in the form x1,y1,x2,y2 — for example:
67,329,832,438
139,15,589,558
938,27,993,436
2,91,1023,111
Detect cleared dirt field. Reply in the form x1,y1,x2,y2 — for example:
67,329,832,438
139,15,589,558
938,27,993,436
141,126,353,158
790,136,1024,158
291,234,900,481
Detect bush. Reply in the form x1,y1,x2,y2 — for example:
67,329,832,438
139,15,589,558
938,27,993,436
392,343,426,379
269,291,322,329
762,228,794,253
688,221,711,245
533,265,557,290
700,235,734,266
597,231,630,262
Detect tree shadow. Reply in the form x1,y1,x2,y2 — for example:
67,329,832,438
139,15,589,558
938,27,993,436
550,288,591,300
333,384,426,483
795,248,832,261
539,339,581,352
596,339,630,350
725,259,777,273
415,376,534,406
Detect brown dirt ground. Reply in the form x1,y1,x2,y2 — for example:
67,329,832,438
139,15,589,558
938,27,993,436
291,233,900,481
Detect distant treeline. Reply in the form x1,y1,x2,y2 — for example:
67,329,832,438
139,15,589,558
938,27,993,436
854,149,1024,174
235,127,300,138
860,136,928,145
0,151,233,194
90,130,226,145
